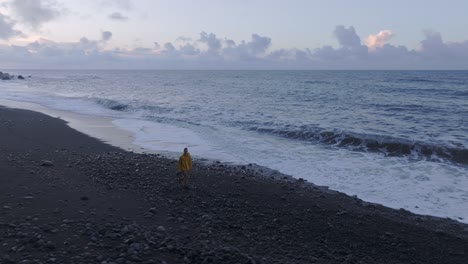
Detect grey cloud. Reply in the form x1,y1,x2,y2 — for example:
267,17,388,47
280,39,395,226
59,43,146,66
224,38,236,47
9,36,116,67
179,43,200,56
0,12,21,39
446,41,468,58
314,25,369,62
199,32,222,51
164,42,175,52
420,31,446,55
267,48,311,62
247,34,271,54
222,33,271,60
371,44,410,59
1,27,468,70
10,0,61,29
310,26,468,69
101,31,112,42
313,45,345,60
78,37,99,50
153,42,160,50
131,47,153,54
334,25,361,48
414,31,468,68
109,12,128,21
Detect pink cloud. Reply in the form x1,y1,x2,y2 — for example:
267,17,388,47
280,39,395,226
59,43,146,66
364,30,393,51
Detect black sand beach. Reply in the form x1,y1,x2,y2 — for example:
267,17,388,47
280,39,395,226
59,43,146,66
1,106,467,264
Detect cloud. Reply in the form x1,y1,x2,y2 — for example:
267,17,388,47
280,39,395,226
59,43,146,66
224,38,236,47
179,43,200,56
247,34,271,54
108,12,128,21
199,31,222,52
1,26,468,69
222,34,271,61
334,25,361,48
101,31,112,42
77,37,99,50
418,31,468,60
419,31,447,58
1,35,120,68
9,0,61,29
0,12,22,39
153,42,160,50
314,25,369,62
365,30,394,50
163,42,176,53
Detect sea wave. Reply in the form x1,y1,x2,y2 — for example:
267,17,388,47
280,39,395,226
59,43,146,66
89,95,468,165
248,126,468,165
397,78,442,84
93,98,130,111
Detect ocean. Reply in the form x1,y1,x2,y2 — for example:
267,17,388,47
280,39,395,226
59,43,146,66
1,70,467,222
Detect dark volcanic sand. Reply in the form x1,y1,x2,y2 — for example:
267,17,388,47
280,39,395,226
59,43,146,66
0,106,467,264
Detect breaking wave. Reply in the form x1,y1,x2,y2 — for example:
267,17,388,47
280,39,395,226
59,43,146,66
249,126,468,165
94,98,130,111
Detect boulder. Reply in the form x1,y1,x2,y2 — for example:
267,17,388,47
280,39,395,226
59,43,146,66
0,72,13,80
18,75,25,80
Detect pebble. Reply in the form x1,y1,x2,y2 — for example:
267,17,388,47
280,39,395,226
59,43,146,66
41,160,54,167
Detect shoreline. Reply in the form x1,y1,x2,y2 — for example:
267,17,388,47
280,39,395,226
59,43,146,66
1,105,467,263
3,98,468,224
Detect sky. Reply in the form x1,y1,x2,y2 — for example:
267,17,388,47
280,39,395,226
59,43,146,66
1,0,468,69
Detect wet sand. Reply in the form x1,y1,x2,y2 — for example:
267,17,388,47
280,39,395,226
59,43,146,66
1,106,467,264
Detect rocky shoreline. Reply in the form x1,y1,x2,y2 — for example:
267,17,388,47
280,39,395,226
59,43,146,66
1,106,467,264
0,71,26,80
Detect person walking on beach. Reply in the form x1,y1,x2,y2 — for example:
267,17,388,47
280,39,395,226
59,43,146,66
177,147,192,189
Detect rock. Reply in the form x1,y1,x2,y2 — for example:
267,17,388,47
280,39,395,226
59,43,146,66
157,226,166,232
144,212,154,218
18,75,25,80
41,160,54,167
45,241,56,250
0,72,13,80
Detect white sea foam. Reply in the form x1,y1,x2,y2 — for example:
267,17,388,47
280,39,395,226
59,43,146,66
112,118,239,161
112,115,468,223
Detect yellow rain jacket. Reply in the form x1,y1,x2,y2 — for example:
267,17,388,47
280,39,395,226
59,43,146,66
177,153,192,172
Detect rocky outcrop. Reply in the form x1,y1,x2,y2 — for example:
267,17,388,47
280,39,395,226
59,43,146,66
0,71,13,80
0,71,27,80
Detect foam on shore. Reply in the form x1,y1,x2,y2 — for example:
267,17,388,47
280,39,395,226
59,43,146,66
1,97,468,224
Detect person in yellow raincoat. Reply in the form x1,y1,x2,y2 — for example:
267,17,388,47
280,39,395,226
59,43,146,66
177,148,192,188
